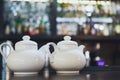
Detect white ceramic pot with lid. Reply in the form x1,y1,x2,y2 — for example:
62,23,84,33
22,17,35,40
46,36,88,74
0,35,46,74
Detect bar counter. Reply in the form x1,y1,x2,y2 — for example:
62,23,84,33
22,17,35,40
0,66,120,80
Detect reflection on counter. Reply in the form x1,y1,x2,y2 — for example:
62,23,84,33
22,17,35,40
2,70,44,80
50,74,87,80
1,68,120,80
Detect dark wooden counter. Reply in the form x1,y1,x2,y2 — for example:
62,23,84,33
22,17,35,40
0,66,120,80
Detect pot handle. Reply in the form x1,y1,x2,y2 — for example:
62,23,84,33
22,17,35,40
0,42,13,62
46,42,58,56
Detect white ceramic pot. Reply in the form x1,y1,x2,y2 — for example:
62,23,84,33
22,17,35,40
46,36,88,74
0,35,46,74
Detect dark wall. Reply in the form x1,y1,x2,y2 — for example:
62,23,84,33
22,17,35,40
0,0,3,70
0,0,4,35
49,0,57,36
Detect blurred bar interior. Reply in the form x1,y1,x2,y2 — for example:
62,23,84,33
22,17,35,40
0,0,120,69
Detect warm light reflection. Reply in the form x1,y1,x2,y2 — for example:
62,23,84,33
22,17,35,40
10,0,49,2
57,0,111,5
96,43,100,50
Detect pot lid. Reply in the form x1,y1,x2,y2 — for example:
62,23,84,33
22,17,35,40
57,36,78,46
15,35,37,48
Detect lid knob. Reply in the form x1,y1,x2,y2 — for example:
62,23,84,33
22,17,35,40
22,35,30,40
64,36,71,41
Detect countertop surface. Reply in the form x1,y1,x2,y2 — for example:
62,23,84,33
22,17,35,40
0,67,120,80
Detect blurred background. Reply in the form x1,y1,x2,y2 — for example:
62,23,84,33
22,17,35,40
0,0,120,69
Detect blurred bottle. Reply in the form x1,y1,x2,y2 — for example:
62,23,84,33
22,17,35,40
39,17,46,35
5,25,10,35
114,18,120,35
84,17,96,36
46,22,51,35
10,20,16,35
23,19,29,35
15,13,23,35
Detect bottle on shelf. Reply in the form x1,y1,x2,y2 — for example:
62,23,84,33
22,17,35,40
114,16,120,35
5,24,10,35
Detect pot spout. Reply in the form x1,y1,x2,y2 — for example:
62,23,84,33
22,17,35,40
38,45,48,57
79,45,85,52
